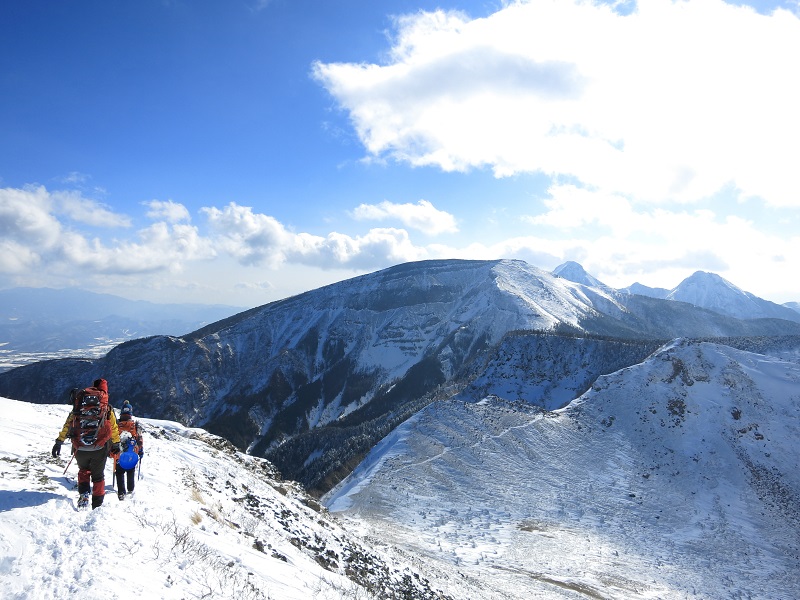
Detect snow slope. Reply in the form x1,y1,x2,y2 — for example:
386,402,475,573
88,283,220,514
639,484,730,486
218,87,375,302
325,340,800,599
0,397,470,600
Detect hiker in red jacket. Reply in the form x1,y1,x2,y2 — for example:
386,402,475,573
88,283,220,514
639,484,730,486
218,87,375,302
114,400,144,500
52,378,120,509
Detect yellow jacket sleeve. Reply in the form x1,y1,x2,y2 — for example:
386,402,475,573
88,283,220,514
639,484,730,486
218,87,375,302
56,412,73,443
108,409,121,445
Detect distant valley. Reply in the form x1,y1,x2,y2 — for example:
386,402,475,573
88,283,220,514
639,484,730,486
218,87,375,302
0,287,245,372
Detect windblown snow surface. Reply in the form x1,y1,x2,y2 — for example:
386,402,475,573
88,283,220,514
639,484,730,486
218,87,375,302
325,339,800,599
0,398,471,600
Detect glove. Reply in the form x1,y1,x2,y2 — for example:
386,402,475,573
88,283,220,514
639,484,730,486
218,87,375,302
138,450,144,458
51,440,62,457
110,442,121,454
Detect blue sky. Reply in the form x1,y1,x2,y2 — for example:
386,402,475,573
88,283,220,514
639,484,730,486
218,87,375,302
2,0,799,308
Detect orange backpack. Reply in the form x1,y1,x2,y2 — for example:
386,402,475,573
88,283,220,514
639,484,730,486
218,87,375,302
118,419,139,449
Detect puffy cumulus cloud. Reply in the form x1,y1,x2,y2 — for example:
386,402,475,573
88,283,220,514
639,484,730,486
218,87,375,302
202,202,294,267
0,241,42,273
56,222,214,275
351,199,458,235
204,202,427,270
52,190,132,227
127,222,215,267
313,0,800,207
1,189,431,284
289,228,427,269
0,185,212,277
144,199,191,224
0,186,63,265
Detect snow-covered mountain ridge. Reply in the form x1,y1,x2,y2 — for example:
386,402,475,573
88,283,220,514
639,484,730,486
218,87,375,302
601,266,800,323
1,259,799,496
0,396,464,599
324,339,800,599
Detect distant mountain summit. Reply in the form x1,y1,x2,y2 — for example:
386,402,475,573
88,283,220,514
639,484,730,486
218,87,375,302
621,281,670,299
552,260,609,289
560,263,800,323
668,270,748,306
668,271,800,322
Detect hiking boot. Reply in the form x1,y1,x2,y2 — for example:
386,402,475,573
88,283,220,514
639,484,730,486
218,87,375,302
77,493,90,509
118,492,125,501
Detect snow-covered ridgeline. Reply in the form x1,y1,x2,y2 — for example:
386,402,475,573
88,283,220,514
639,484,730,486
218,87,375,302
0,397,469,600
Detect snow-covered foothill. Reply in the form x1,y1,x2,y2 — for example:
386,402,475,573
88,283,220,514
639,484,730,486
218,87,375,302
325,339,800,599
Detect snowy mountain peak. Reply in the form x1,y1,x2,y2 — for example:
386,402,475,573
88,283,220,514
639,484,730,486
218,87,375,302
668,270,800,322
669,270,744,299
551,260,608,289
621,281,670,299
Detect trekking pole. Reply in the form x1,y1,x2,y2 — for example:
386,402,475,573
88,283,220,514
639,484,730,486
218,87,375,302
62,452,75,475
137,456,143,480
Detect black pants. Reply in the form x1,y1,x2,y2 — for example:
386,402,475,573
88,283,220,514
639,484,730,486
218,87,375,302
75,446,109,508
115,464,136,494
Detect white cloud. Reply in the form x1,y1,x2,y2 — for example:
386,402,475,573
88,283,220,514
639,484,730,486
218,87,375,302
0,186,212,278
55,222,215,275
203,202,295,267
351,199,458,235
0,240,42,273
144,199,191,224
53,190,132,228
3,183,796,305
0,189,429,283
522,185,635,232
289,228,427,269
203,202,427,269
460,184,800,300
313,0,800,207
57,171,91,185
0,186,61,252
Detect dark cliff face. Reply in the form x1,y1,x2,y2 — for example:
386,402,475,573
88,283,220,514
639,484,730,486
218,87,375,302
2,258,800,495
